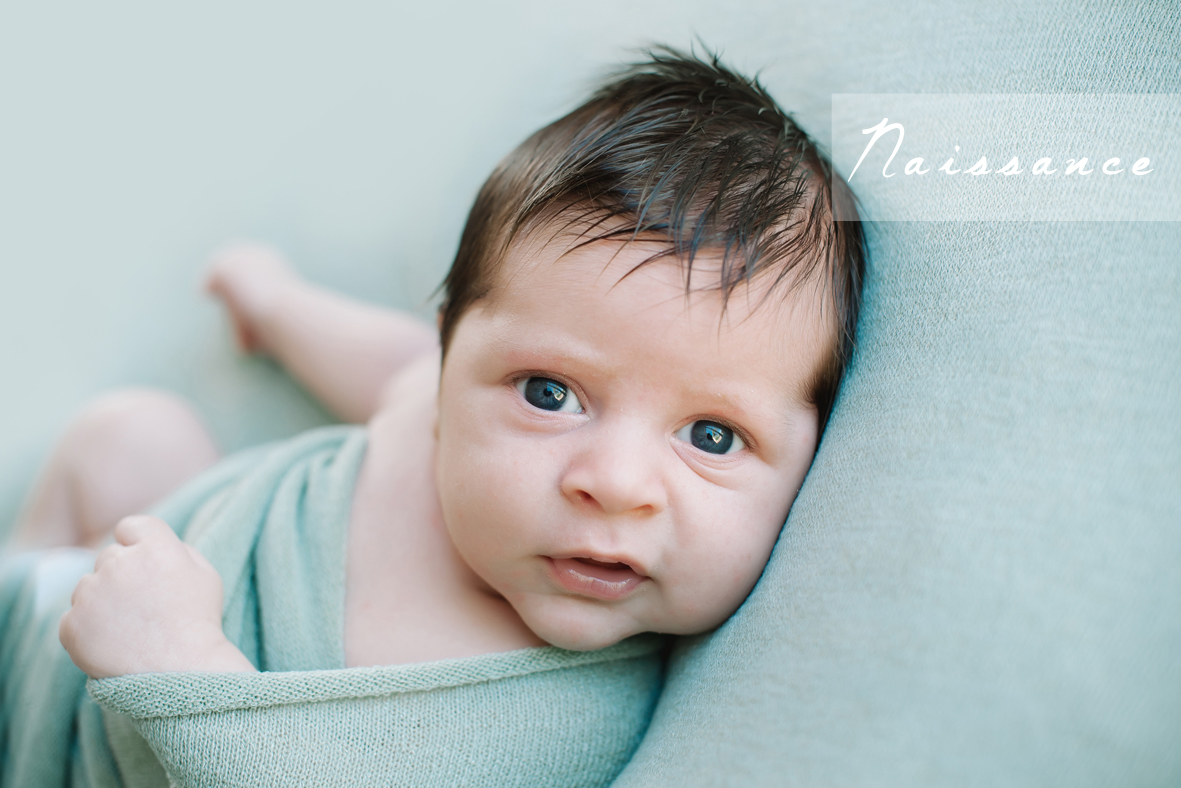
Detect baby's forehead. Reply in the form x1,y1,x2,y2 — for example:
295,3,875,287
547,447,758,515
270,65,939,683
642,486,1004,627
501,226,833,327
480,232,838,403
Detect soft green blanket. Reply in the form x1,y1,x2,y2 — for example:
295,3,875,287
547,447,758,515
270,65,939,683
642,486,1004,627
1,426,665,787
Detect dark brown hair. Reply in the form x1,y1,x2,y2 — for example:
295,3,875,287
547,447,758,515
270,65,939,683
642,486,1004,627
439,45,865,428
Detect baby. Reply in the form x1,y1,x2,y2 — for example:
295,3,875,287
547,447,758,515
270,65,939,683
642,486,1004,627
35,48,864,680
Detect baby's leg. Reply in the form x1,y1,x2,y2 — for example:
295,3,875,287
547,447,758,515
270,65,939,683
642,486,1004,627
12,389,219,549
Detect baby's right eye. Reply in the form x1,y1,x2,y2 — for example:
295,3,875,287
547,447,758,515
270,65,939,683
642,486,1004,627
516,377,583,413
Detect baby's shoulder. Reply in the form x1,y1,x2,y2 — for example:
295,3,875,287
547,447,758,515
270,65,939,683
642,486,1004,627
352,350,440,521
373,348,441,420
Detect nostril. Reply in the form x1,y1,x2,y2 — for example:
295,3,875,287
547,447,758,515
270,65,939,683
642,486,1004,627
561,463,667,515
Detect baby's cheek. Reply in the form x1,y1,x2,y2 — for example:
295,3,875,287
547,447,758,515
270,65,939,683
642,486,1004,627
668,537,772,629
439,450,527,574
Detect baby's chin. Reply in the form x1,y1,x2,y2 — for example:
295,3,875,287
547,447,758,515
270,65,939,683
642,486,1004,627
513,594,651,652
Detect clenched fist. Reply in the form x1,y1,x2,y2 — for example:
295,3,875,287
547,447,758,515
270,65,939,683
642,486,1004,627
59,516,255,677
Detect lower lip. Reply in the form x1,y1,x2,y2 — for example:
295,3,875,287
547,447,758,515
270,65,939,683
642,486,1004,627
547,557,647,601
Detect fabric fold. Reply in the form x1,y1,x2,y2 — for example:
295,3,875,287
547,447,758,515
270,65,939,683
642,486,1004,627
88,637,664,788
2,425,666,788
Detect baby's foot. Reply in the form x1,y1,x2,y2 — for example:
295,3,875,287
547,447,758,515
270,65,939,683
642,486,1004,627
204,243,297,354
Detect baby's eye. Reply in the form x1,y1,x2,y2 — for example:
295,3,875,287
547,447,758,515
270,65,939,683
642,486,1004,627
516,377,583,413
676,420,745,455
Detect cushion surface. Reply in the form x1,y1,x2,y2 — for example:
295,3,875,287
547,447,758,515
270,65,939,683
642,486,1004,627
614,2,1180,785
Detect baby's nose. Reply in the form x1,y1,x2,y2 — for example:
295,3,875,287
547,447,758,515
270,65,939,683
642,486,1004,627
560,426,668,517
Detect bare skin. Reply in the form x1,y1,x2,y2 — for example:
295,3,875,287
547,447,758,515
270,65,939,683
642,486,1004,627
207,245,542,665
52,243,541,675
203,243,437,424
53,237,834,677
13,389,220,550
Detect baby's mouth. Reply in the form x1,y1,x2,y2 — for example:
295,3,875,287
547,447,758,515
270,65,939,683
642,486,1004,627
547,556,648,601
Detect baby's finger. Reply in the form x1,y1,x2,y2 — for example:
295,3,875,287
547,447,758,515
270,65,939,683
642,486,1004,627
113,515,174,546
92,543,124,573
70,572,94,606
183,543,214,570
58,609,76,653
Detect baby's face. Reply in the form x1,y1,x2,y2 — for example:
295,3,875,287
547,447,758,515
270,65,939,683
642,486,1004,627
435,232,833,650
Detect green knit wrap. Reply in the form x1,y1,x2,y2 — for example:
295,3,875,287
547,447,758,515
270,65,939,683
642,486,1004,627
1,426,665,787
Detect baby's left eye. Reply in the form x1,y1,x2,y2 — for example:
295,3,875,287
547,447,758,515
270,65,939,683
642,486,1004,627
675,420,745,455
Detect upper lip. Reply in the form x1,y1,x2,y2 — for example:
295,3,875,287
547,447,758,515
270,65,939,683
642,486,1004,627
547,551,651,578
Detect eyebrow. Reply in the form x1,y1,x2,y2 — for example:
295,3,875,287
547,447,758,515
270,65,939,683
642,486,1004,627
488,328,610,376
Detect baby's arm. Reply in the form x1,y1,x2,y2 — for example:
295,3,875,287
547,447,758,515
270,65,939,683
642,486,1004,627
59,516,255,677
205,244,438,423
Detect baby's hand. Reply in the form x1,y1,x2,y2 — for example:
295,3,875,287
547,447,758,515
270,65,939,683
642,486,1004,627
204,242,297,355
59,516,255,678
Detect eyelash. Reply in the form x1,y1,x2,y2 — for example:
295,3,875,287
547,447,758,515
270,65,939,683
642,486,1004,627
509,373,754,451
681,418,754,455
511,372,586,406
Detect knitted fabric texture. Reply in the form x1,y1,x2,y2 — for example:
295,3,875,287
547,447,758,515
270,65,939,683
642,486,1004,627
1,426,665,787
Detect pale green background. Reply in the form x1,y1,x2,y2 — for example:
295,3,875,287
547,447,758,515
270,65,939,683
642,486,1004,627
2,2,1178,785
0,0,833,529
